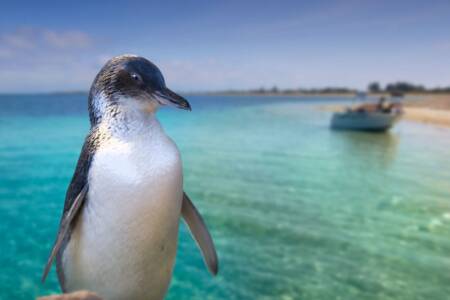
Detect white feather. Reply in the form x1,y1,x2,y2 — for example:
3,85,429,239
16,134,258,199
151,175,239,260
91,92,108,122
62,103,183,300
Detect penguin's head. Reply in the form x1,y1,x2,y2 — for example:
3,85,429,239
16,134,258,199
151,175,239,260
89,54,190,124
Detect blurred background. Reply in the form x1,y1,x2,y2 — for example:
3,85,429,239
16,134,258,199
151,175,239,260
1,1,450,299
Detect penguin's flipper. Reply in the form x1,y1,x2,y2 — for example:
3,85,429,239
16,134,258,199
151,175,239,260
41,184,88,282
41,130,97,283
181,192,219,275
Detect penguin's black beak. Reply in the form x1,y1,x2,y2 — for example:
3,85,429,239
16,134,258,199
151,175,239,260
153,88,191,111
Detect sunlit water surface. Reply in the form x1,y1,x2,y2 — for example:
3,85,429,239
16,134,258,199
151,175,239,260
0,94,449,299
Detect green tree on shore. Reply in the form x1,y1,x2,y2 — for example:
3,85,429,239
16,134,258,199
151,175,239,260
368,82,381,93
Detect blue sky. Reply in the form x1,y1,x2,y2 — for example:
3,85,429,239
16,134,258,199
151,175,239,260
0,0,449,92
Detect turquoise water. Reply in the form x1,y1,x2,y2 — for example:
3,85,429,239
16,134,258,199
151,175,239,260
1,95,450,299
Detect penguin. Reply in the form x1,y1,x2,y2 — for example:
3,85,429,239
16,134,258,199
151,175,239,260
42,54,218,300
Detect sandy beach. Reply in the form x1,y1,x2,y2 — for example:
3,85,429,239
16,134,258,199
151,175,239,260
402,94,450,127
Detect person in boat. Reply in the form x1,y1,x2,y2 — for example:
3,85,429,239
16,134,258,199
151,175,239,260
377,97,390,112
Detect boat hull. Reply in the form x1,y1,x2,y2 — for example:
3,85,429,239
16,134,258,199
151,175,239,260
330,111,401,132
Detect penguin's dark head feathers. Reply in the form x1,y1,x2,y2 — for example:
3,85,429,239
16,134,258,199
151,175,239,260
93,55,165,98
88,55,190,124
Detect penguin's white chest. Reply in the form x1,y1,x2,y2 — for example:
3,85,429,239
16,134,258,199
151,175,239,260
62,130,183,300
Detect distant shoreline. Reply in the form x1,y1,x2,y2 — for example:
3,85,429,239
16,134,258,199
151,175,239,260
1,91,450,99
0,91,356,97
1,90,449,127
190,91,357,97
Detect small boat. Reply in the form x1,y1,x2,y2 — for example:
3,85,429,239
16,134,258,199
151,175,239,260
330,95,403,132
331,110,402,132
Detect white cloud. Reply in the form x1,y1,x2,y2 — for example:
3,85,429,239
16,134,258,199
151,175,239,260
1,31,35,50
0,27,109,92
0,27,93,56
43,30,92,48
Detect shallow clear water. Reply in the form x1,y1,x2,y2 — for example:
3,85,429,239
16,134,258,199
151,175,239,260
0,94,449,299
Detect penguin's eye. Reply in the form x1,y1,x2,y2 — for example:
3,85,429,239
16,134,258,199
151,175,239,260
131,73,142,82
